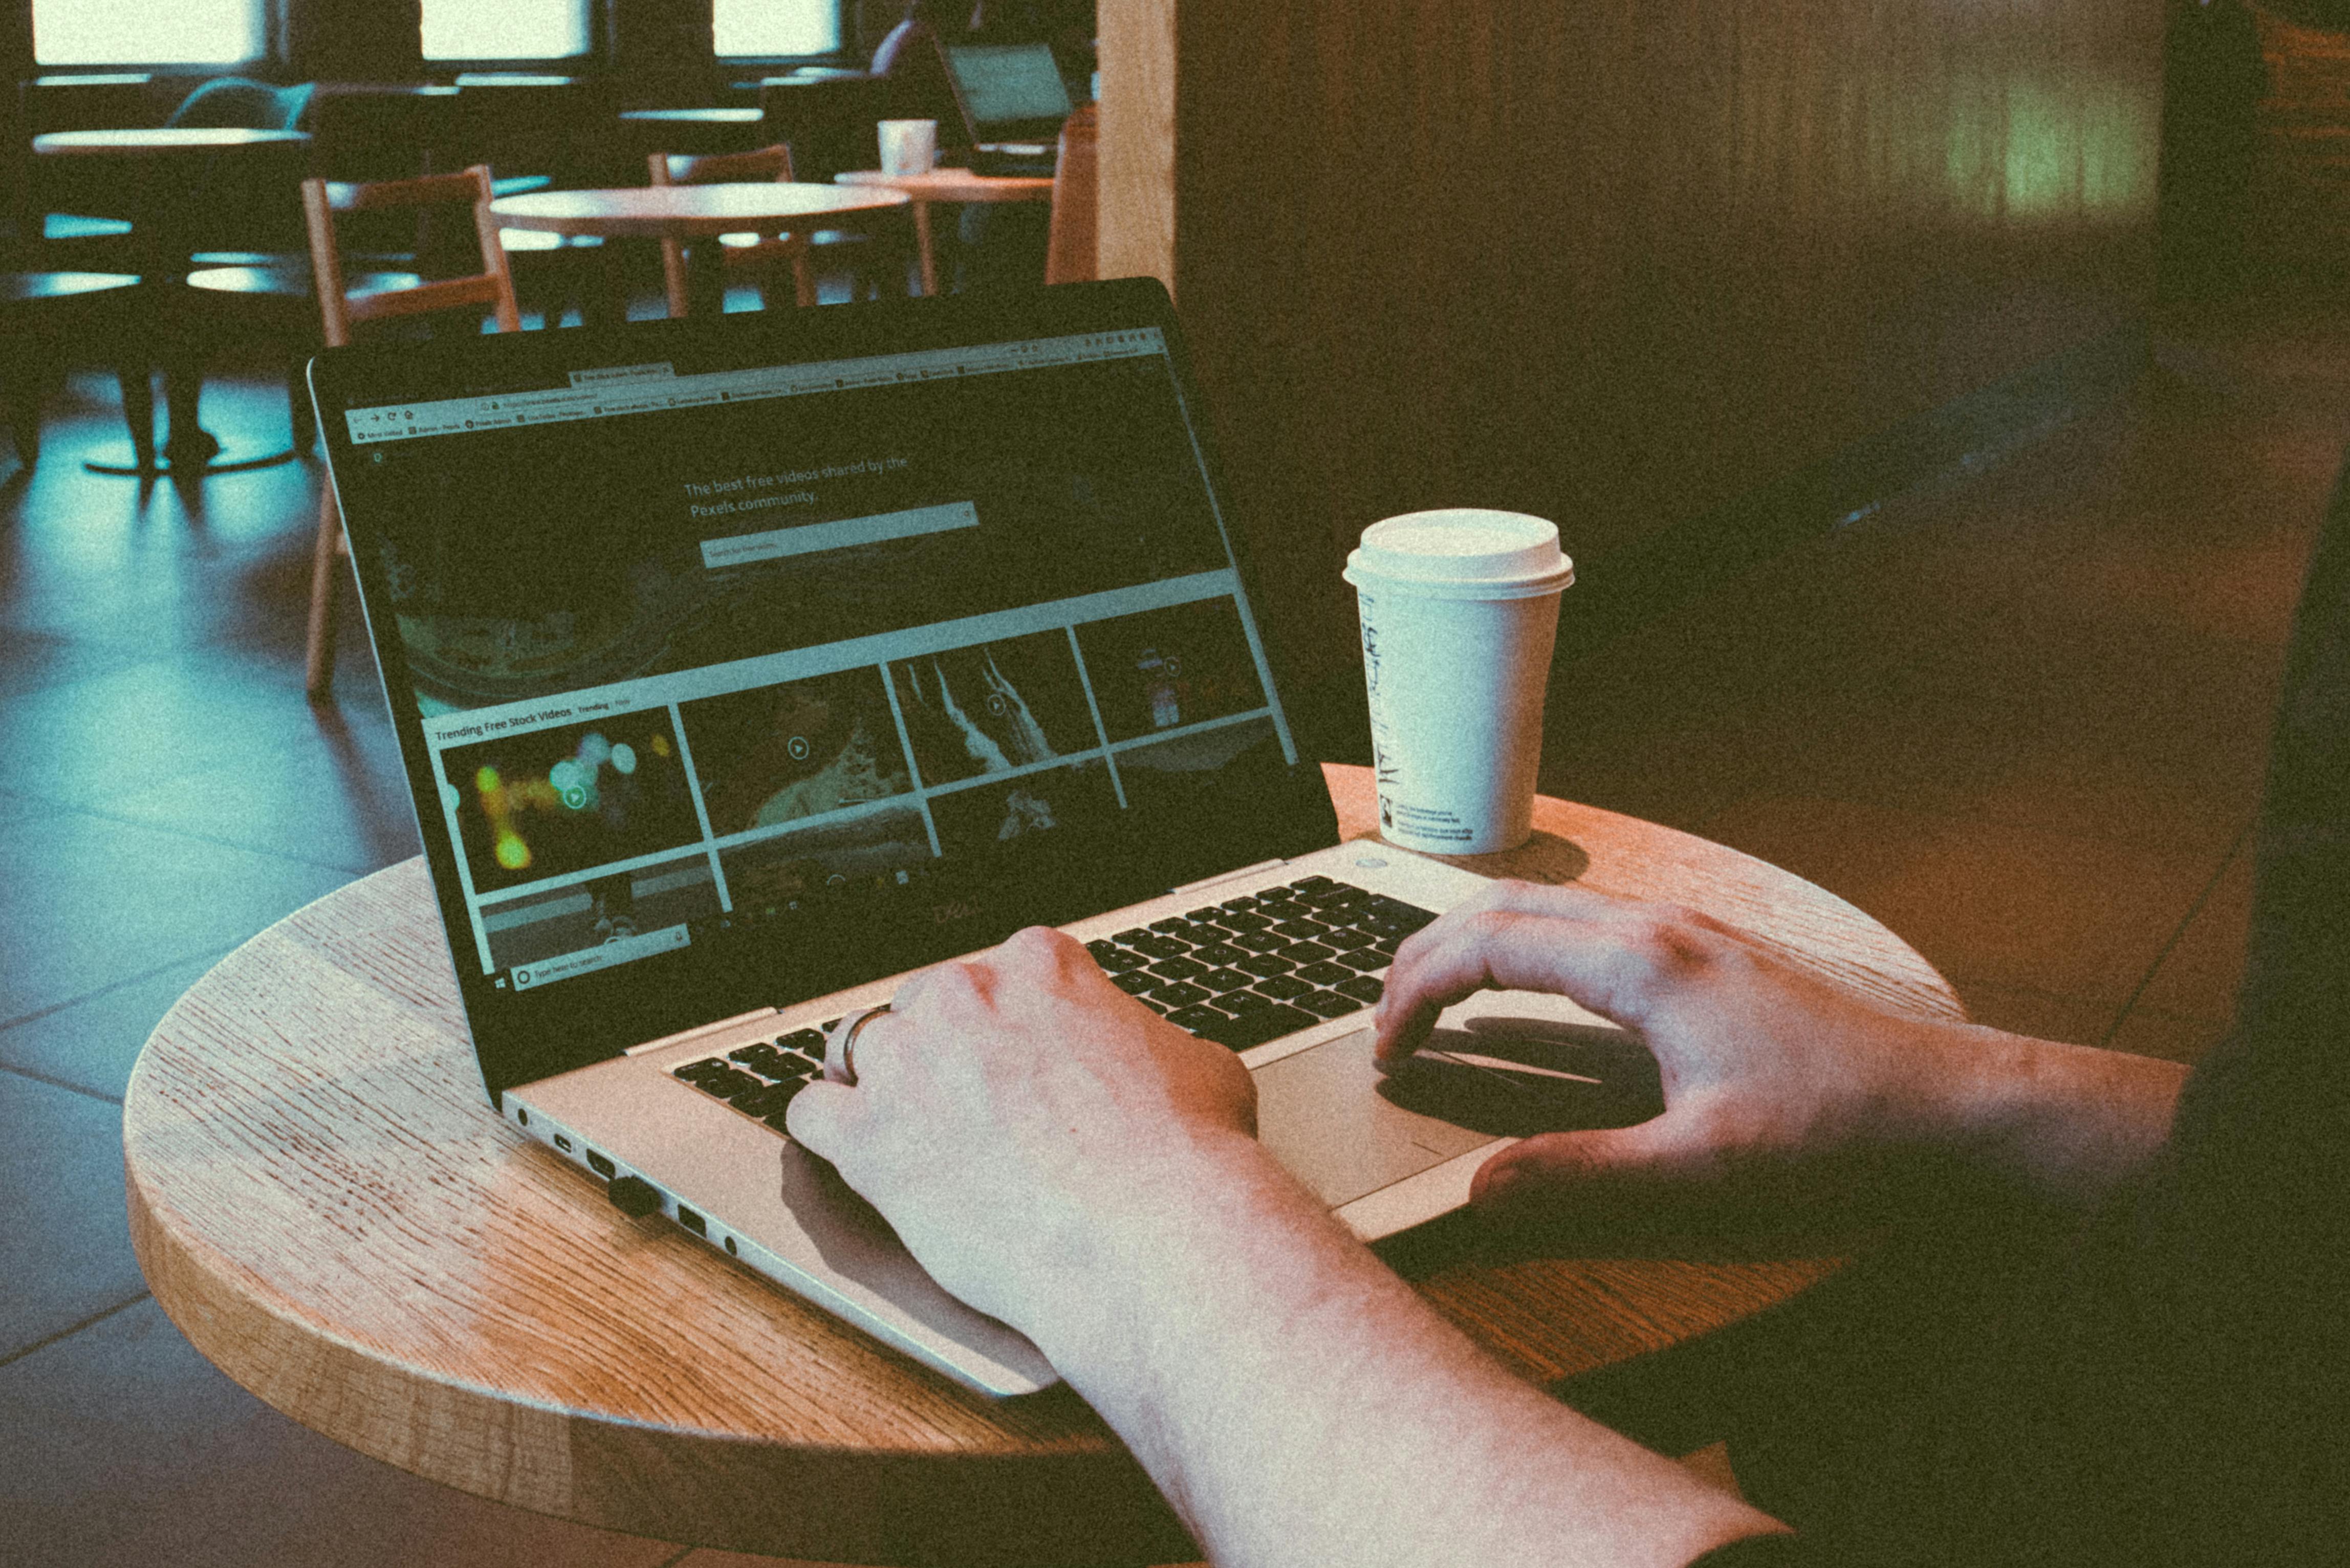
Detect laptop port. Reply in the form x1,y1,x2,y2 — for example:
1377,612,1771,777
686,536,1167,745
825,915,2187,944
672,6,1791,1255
585,1149,616,1178
724,1234,738,1256
516,1107,529,1126
676,1205,706,1237
553,1134,573,1153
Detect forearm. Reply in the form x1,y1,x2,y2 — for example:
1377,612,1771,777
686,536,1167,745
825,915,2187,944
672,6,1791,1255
1031,1136,1784,1568
1920,1024,2190,1209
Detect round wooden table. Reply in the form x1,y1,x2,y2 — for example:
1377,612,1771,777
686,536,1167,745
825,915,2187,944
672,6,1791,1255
30,128,313,476
837,167,1055,297
490,183,913,319
124,765,1962,1565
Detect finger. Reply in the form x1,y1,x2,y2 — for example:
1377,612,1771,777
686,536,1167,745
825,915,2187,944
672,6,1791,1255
782,1077,856,1157
1373,905,1692,1062
1465,1119,1738,1242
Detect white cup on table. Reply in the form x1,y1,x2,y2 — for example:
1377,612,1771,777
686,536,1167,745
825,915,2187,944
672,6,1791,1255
877,119,938,176
1343,509,1576,856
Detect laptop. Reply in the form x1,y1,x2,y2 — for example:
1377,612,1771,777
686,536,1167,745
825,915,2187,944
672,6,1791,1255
939,40,1069,176
308,279,1650,1397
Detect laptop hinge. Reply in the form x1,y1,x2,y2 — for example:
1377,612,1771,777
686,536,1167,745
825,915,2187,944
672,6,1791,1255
1170,857,1289,897
624,1006,781,1056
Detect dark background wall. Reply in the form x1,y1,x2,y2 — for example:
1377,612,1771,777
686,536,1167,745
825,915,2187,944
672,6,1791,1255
1102,0,2169,685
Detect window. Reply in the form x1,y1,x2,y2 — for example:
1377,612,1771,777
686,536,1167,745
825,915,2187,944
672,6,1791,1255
32,0,263,65
421,0,591,62
714,0,840,59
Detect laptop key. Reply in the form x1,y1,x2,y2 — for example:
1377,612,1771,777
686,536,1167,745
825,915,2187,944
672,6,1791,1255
1295,961,1354,986
1115,928,1152,944
1148,917,1192,934
1217,988,1278,1012
777,1029,826,1054
1112,971,1157,995
1164,1003,1233,1035
1146,955,1208,982
1089,940,1145,971
1296,989,1362,1019
1148,982,1210,1008
699,1066,765,1098
1198,967,1255,992
1287,875,1336,892
1215,1003,1321,1047
1336,974,1385,1005
1191,941,1249,966
1136,996,1171,1014
1237,952,1296,978
1231,930,1287,953
1186,906,1229,923
1335,948,1387,972
1217,911,1272,934
1128,934,1192,960
1282,941,1337,964
1254,899,1312,921
1252,974,1310,1000
1271,919,1335,942
1217,896,1262,914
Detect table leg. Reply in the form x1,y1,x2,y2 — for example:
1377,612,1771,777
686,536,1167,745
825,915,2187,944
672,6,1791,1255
683,239,727,318
911,201,938,298
83,280,295,478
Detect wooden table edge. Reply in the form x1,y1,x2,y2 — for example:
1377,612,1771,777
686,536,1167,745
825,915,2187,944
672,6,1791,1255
119,767,1964,1562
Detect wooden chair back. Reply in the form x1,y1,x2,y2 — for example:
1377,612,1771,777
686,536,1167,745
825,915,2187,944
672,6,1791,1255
646,144,812,317
1045,102,1097,286
298,165,520,701
648,143,796,188
300,165,520,348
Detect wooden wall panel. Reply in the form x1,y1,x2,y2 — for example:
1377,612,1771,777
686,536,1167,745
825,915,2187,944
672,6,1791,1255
1103,0,2166,681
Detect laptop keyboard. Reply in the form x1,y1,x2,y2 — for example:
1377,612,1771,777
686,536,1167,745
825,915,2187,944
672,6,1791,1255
667,876,1438,1129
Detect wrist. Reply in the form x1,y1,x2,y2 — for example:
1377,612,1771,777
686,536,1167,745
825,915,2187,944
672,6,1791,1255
1924,1023,2189,1206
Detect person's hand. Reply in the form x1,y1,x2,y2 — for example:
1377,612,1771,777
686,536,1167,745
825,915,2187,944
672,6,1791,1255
1375,879,2179,1236
784,926,1278,1336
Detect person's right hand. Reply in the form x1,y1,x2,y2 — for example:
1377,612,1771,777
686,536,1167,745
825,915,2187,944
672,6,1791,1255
1374,880,2184,1236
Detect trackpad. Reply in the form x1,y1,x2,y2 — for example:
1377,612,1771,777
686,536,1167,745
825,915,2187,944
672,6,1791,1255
1252,1031,1496,1208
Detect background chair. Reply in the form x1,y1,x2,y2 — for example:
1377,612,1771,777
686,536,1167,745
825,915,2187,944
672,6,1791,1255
300,166,521,698
647,144,818,316
1044,101,1097,285
0,271,145,472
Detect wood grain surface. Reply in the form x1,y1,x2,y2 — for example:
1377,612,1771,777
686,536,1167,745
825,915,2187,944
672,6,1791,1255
1097,0,2166,687
124,765,1961,1565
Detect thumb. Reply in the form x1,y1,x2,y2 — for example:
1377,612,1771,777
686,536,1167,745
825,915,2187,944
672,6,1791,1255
1471,1117,1694,1208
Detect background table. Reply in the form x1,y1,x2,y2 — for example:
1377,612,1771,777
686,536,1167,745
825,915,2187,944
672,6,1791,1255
30,128,312,475
490,183,912,319
837,167,1055,296
124,765,1963,1565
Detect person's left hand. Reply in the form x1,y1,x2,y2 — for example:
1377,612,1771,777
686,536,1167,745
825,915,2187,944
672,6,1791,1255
784,926,1271,1337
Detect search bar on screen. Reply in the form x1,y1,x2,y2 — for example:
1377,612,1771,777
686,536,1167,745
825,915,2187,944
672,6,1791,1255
700,502,979,569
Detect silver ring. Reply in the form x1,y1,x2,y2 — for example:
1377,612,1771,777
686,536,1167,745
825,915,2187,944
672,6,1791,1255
825,1005,891,1086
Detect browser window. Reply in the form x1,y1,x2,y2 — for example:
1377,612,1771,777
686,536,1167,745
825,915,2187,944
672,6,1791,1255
339,329,1298,994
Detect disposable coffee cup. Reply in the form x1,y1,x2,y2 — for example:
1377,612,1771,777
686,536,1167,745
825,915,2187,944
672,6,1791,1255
1343,509,1574,855
878,119,938,176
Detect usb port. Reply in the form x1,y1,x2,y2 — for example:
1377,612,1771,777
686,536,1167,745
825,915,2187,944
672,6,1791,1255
676,1205,706,1237
585,1149,616,1178
552,1134,573,1153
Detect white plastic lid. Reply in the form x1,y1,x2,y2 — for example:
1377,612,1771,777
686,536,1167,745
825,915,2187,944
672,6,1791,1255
1341,509,1575,600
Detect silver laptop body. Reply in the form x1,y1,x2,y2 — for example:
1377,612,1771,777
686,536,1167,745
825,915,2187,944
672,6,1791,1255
311,282,1636,1397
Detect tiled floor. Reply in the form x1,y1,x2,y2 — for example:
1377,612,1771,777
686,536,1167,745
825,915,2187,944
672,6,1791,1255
4,293,2345,1565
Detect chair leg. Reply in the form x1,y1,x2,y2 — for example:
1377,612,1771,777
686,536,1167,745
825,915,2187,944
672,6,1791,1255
792,250,817,308
304,487,345,700
115,357,157,472
287,351,317,455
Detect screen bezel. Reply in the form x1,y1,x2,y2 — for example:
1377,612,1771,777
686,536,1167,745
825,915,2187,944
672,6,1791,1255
308,279,1339,1103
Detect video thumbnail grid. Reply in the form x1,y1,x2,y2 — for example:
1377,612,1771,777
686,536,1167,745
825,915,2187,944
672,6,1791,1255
442,594,1276,983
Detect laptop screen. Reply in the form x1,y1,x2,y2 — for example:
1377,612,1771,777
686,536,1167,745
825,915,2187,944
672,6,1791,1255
315,285,1334,1097
941,42,1073,141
